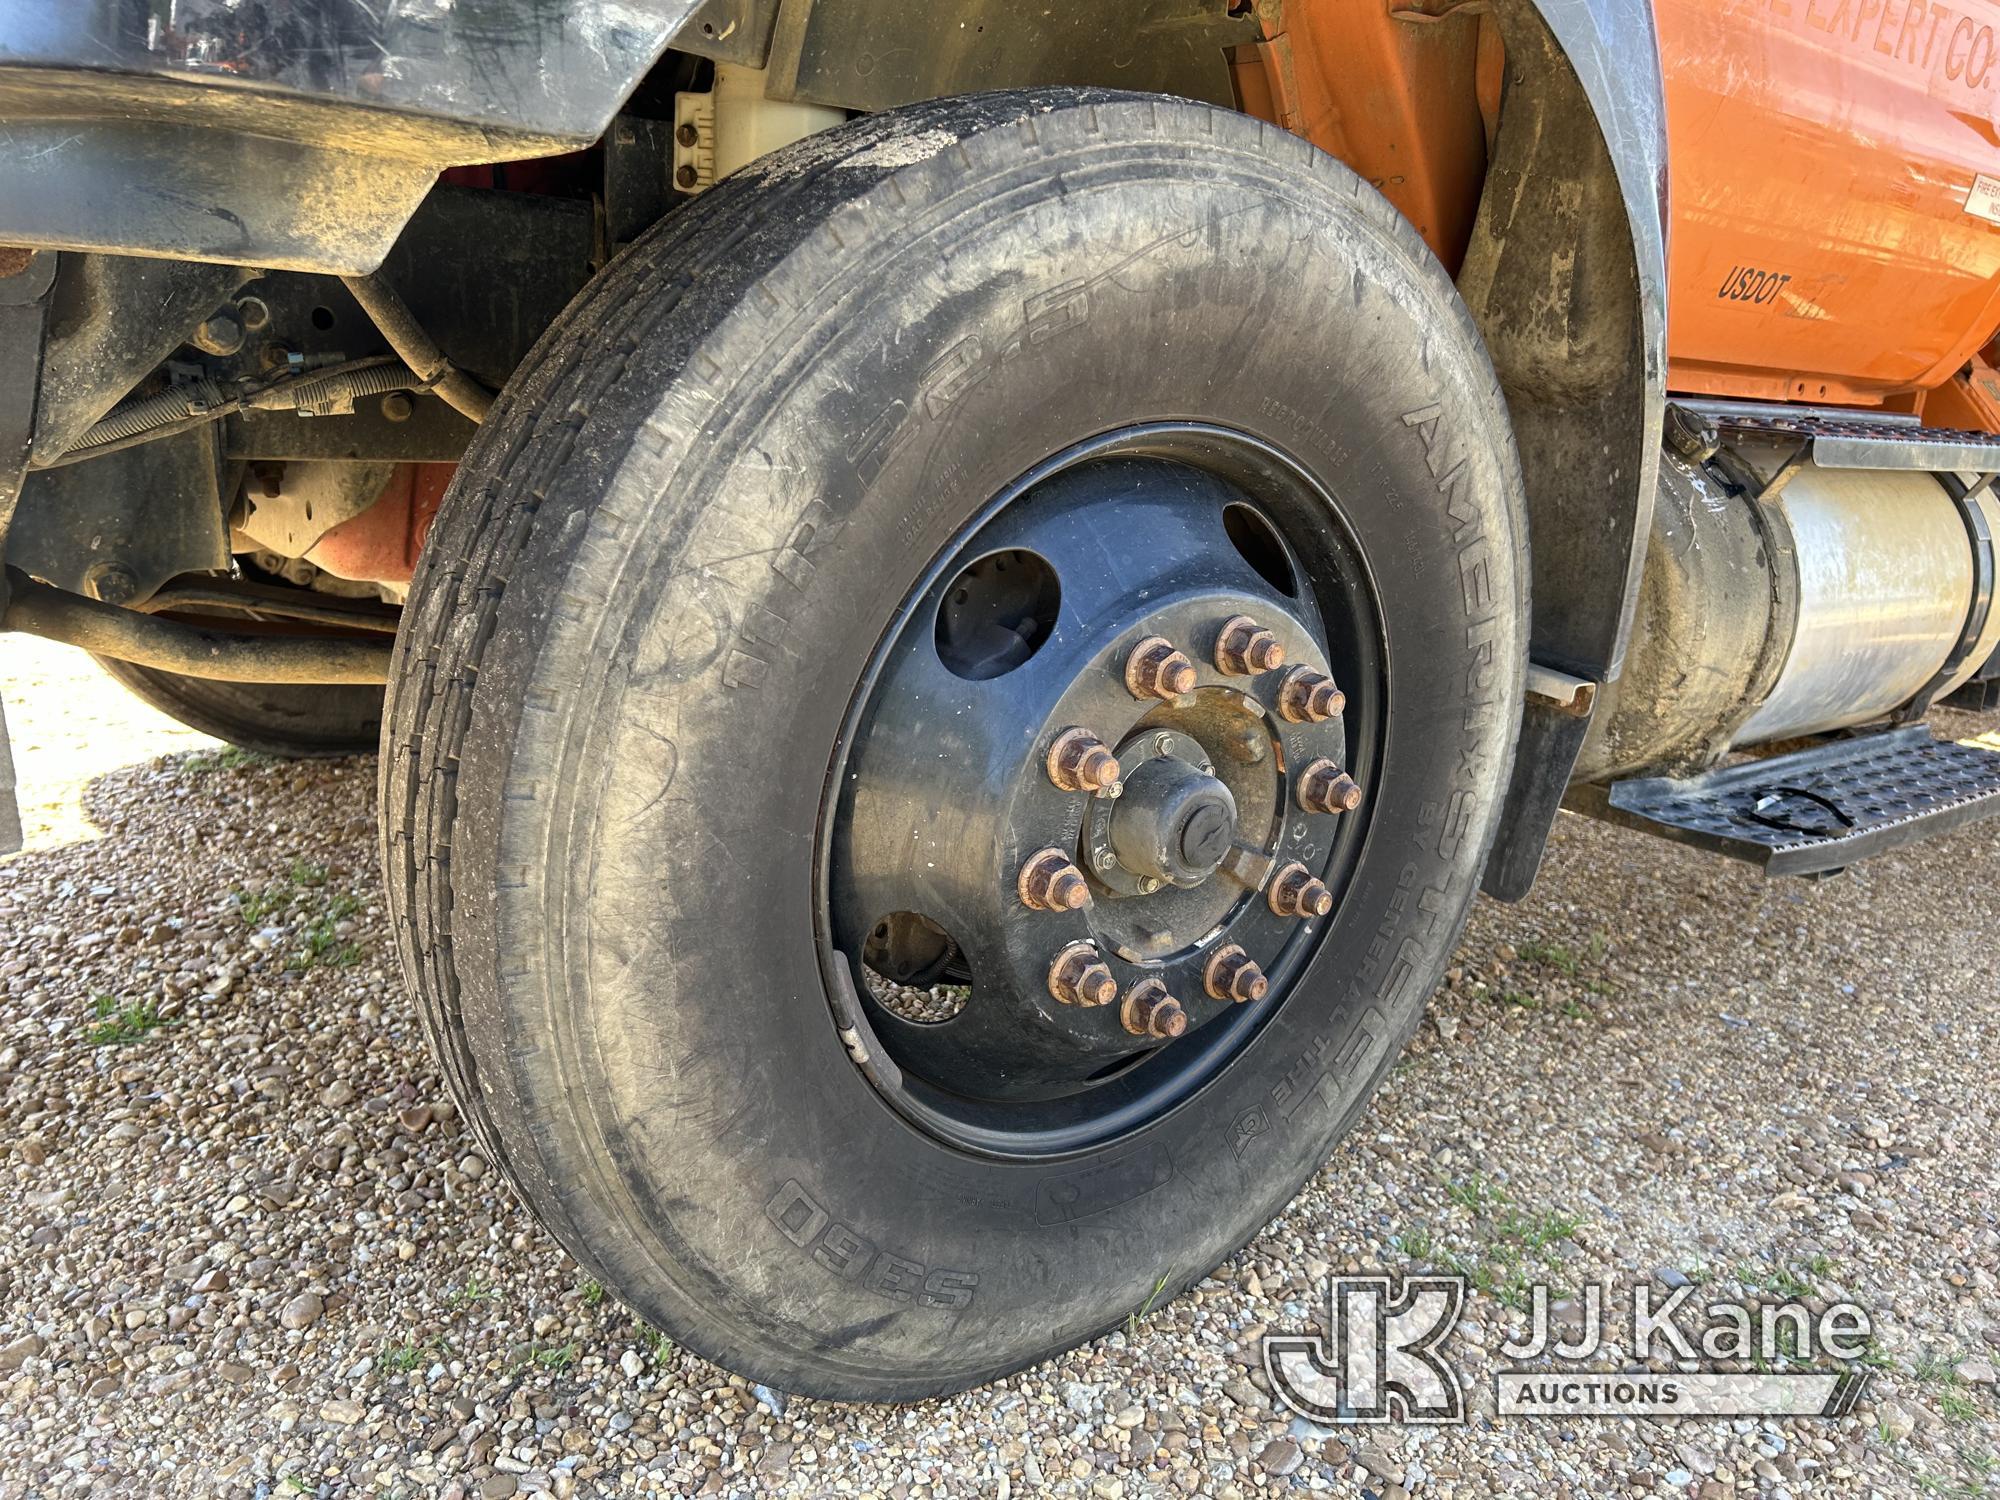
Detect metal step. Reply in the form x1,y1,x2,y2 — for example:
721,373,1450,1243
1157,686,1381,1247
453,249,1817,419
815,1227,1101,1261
1581,726,2000,876
1687,401,2000,474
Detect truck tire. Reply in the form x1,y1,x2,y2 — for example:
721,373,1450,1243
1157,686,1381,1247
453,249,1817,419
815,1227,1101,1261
93,658,382,758
382,88,1526,1400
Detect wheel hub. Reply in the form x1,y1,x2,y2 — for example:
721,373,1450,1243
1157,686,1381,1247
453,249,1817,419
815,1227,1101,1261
1108,741,1237,887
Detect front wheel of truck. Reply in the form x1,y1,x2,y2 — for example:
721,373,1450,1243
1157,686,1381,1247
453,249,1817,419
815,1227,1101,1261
381,88,1527,1400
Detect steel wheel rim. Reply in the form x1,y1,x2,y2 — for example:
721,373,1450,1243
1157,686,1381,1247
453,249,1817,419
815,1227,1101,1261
815,424,1389,1159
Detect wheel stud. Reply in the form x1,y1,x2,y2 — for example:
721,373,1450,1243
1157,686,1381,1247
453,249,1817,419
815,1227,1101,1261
1047,727,1123,797
1297,759,1363,814
1048,942,1117,1007
1018,847,1092,912
1204,944,1269,1004
1276,667,1345,724
1124,636,1197,700
1268,861,1333,919
1214,615,1285,676
1120,978,1188,1039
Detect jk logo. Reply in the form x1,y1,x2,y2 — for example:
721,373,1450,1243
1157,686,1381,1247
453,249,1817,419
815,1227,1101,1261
1264,1275,1466,1424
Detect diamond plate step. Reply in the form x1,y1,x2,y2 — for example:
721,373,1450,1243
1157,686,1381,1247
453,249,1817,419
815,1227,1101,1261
1580,726,2000,876
1695,405,2000,474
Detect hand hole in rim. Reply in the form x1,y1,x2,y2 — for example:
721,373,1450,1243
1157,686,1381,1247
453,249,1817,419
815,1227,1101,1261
934,547,1062,680
862,911,972,1023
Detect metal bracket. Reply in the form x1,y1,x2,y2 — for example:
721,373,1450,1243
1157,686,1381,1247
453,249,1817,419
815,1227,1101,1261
1482,664,1601,903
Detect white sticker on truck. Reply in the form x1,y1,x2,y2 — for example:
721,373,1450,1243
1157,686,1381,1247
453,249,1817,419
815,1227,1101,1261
1968,174,2000,226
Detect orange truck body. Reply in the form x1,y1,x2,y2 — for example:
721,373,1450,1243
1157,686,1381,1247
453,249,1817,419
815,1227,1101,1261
1661,0,2000,409
1254,0,2000,424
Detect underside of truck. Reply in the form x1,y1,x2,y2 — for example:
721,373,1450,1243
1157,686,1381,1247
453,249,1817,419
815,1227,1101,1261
2,0,1998,1399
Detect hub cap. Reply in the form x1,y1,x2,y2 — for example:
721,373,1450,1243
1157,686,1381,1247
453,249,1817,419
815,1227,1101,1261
821,427,1384,1155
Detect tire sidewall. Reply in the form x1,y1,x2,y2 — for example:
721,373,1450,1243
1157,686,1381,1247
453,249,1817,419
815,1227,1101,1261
453,94,1525,1396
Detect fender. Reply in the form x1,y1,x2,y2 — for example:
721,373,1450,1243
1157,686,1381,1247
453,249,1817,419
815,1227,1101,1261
1458,0,1668,896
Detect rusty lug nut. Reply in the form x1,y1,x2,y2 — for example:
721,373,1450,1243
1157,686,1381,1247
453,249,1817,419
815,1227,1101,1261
1297,759,1363,815
1047,727,1123,796
1204,944,1269,1004
1018,847,1091,913
1214,615,1286,677
1124,635,1197,701
1268,861,1334,919
1276,667,1345,724
1121,978,1188,1039
1048,942,1118,1007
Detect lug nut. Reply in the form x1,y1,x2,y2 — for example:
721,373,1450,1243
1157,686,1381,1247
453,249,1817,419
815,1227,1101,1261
1214,615,1286,676
1204,945,1269,1004
1121,978,1188,1039
1124,636,1197,701
1297,759,1363,815
1018,847,1092,912
1047,727,1123,796
1048,942,1117,1007
1276,667,1345,724
1268,861,1333,919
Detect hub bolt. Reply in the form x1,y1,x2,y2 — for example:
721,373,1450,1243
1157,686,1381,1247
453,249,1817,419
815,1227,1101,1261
1047,727,1123,796
1018,848,1092,912
1048,942,1117,1007
1268,861,1333,919
1297,759,1363,815
1214,615,1286,676
1204,944,1269,1004
1276,667,1344,724
1120,978,1188,1039
1124,636,1197,701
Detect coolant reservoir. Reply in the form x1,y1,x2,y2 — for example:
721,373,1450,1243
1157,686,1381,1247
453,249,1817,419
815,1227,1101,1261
1658,0,2000,403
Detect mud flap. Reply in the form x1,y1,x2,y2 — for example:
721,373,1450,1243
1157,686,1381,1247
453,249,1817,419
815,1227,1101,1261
0,685,20,855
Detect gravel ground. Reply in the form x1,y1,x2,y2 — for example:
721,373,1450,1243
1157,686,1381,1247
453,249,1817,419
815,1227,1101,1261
1,634,1997,1497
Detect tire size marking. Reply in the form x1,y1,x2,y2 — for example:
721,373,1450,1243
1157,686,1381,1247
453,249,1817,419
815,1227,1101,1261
764,1179,979,1310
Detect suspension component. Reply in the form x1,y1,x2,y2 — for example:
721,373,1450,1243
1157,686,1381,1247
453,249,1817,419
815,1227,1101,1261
1047,942,1118,1007
1276,667,1344,723
1120,978,1188,1039
1203,944,1269,1003
1046,727,1124,796
1017,848,1092,912
1267,861,1333,918
1297,759,1363,814
1213,615,1285,676
1124,636,1197,700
